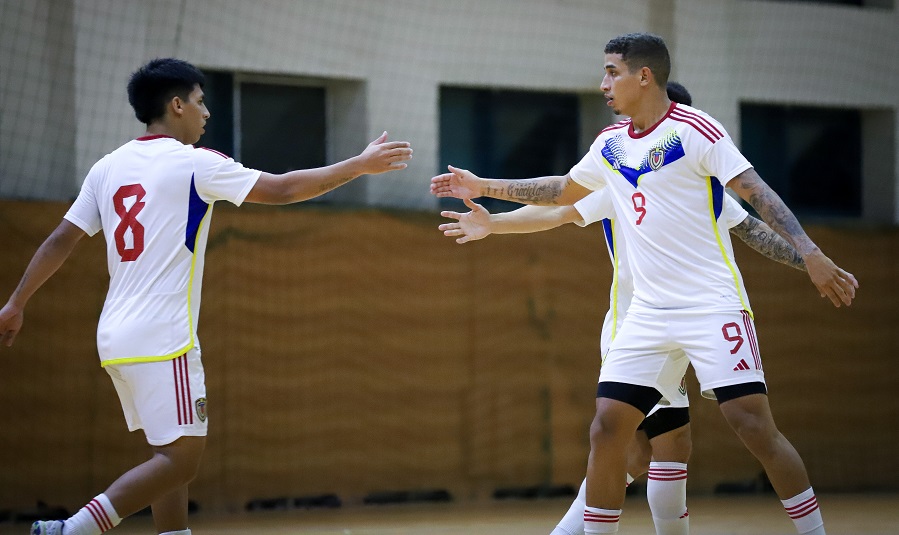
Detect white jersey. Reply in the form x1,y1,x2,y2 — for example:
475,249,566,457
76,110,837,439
570,103,754,314
65,135,260,366
573,189,749,353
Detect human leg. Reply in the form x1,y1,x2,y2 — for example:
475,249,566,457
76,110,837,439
717,389,824,534
151,485,190,534
681,310,825,533
644,411,692,535
584,385,661,534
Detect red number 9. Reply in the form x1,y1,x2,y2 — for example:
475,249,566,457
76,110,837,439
632,192,647,225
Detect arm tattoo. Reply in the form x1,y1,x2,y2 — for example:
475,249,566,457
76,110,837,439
487,177,565,205
730,216,806,271
734,173,815,256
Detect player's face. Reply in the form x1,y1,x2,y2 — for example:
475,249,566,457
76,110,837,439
182,85,210,144
600,54,640,116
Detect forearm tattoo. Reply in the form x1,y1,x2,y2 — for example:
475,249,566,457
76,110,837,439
486,177,564,205
733,173,815,256
730,216,807,271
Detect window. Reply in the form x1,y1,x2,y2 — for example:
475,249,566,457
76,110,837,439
439,87,584,212
199,72,326,173
740,103,863,219
199,71,367,204
746,0,893,7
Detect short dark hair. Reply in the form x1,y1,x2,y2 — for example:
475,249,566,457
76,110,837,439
666,81,692,106
127,58,205,124
604,33,670,87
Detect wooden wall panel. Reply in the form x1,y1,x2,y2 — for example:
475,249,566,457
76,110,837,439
1,200,895,512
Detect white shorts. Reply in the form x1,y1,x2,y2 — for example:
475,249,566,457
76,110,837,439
600,307,765,404
105,348,208,446
601,311,689,414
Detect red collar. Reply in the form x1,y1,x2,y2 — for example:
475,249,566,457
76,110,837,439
628,101,676,139
135,134,175,141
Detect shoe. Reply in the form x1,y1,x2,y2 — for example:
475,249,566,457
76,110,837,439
30,520,64,535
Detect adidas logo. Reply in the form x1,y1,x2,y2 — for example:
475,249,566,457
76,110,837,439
733,359,750,371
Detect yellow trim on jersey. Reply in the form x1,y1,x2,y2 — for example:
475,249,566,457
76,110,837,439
601,218,620,366
100,204,211,368
609,218,620,343
706,179,753,319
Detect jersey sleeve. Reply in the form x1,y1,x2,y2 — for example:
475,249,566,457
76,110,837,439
699,131,753,187
573,189,615,227
569,139,608,192
191,147,262,205
63,162,103,236
721,192,749,229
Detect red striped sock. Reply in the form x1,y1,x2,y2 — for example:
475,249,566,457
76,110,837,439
584,506,620,534
781,487,824,534
64,494,121,535
647,462,689,535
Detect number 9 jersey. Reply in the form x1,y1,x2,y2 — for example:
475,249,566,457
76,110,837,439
64,135,261,367
569,103,754,314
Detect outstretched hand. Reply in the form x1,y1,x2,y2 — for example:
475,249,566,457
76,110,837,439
0,303,23,348
430,165,483,199
439,198,492,244
804,249,858,307
357,131,412,175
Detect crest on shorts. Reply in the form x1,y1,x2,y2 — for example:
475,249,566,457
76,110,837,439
195,397,207,422
678,377,687,396
649,148,665,171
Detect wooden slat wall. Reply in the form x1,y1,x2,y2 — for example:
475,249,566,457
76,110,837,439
0,200,896,511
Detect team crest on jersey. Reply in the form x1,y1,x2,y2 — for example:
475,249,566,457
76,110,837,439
649,148,665,171
195,397,207,422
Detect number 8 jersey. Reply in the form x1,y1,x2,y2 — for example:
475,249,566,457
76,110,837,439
569,102,754,314
64,135,261,366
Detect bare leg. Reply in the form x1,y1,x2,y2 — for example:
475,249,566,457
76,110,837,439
152,484,189,533
648,423,691,464
586,397,646,509
104,436,206,519
718,394,810,499
626,430,653,479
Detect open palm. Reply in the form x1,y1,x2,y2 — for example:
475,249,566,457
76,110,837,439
439,199,492,244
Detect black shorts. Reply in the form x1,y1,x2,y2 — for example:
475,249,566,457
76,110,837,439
714,382,767,403
596,382,663,416
637,407,690,440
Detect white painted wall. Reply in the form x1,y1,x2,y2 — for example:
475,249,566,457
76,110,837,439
1,0,896,219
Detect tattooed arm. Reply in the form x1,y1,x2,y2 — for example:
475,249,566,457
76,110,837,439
430,165,592,206
728,168,858,306
729,215,806,271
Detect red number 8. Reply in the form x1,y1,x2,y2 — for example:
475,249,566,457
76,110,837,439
632,192,647,225
113,184,147,262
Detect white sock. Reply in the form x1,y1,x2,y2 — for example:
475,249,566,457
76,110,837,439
584,506,620,534
62,494,122,535
647,462,689,535
159,531,191,535
551,473,636,535
552,479,586,535
782,487,825,534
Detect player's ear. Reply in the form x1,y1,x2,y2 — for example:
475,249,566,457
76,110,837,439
170,95,184,117
640,67,652,87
